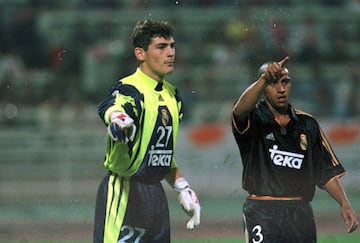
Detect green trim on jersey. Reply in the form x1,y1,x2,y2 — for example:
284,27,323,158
103,68,181,177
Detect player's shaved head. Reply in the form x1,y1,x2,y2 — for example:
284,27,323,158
258,62,271,76
258,62,289,77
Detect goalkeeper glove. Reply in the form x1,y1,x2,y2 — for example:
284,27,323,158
174,177,201,230
107,112,136,142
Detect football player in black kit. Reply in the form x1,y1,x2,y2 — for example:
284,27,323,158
231,56,358,243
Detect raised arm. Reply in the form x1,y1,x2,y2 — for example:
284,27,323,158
232,72,268,121
232,56,289,121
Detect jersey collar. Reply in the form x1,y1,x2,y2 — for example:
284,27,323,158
135,68,163,91
259,100,298,122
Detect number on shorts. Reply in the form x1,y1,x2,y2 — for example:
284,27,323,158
118,225,146,243
252,224,263,243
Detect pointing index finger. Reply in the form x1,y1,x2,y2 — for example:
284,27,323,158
278,56,289,67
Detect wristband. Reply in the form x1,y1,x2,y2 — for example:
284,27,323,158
174,177,190,192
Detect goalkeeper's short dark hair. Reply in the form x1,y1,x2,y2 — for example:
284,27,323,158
132,19,175,50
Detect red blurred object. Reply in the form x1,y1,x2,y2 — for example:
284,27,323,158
328,123,360,144
187,122,227,147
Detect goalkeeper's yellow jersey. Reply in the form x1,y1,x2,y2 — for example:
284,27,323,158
97,68,183,182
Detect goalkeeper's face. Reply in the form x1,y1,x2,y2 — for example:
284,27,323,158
136,36,175,82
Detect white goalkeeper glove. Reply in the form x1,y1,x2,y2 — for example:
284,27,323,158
174,177,201,230
107,112,136,142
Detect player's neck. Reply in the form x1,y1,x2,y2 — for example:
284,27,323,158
270,106,290,127
274,114,290,128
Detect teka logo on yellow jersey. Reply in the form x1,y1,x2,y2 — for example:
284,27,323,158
148,145,172,166
269,145,304,169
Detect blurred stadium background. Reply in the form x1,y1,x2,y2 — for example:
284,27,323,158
0,0,359,242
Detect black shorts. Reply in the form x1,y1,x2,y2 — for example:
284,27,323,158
243,198,316,243
93,172,170,243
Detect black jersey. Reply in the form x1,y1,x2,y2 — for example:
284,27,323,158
232,100,345,201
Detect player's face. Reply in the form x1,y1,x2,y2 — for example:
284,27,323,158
137,36,175,82
263,68,291,113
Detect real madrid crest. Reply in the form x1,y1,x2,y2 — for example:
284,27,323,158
161,109,169,126
300,134,308,151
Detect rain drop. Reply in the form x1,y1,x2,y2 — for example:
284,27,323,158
58,50,67,61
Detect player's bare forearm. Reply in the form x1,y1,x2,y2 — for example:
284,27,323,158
232,76,267,121
324,177,358,233
324,177,349,206
165,168,182,187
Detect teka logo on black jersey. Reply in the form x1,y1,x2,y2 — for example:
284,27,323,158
269,145,304,169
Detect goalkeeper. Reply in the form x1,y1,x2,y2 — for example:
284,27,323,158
93,19,200,243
